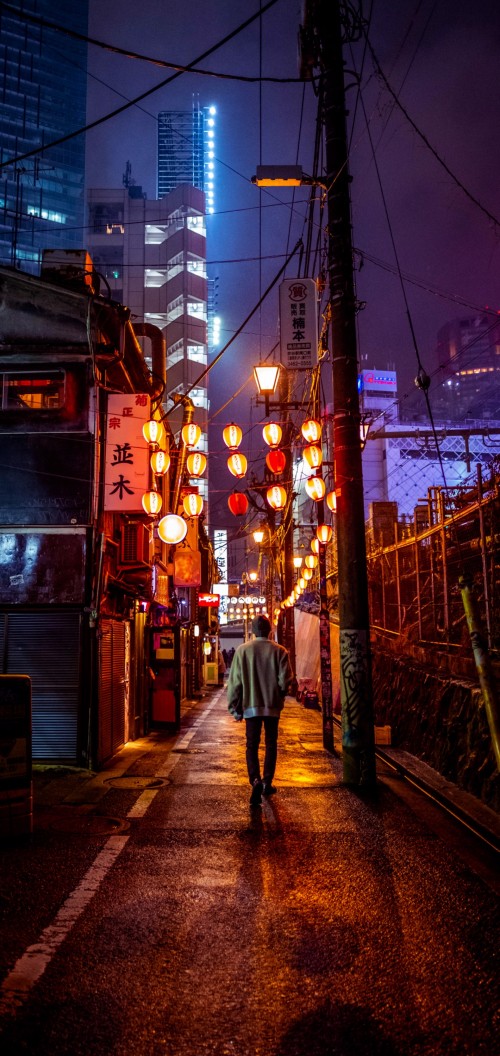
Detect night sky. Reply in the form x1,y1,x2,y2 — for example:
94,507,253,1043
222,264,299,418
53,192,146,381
85,0,500,528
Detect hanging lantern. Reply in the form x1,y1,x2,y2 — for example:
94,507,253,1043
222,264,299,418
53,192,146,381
303,568,313,581
262,422,282,448
186,451,207,478
266,485,287,511
298,577,306,590
203,640,212,656
305,475,326,501
150,449,170,475
143,419,165,446
265,448,286,475
181,422,202,448
222,422,243,450
326,490,337,512
183,493,203,518
311,538,320,555
316,523,333,544
142,490,162,516
305,554,318,569
228,491,249,516
302,443,323,472
157,513,187,545
301,418,322,443
227,452,247,478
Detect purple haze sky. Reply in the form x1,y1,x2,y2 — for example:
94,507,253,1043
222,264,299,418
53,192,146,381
85,0,500,525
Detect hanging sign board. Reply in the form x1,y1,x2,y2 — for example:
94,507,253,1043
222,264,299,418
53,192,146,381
279,278,318,370
104,393,150,511
198,593,220,607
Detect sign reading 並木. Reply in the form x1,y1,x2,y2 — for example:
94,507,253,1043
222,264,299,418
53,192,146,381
104,394,151,511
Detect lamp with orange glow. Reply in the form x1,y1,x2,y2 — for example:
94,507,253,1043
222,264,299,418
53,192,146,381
254,362,280,398
253,526,265,544
150,449,170,475
181,422,202,448
266,485,287,511
326,490,337,512
305,475,326,501
262,422,282,448
183,493,204,518
157,513,187,545
311,538,320,555
293,555,303,569
305,554,318,569
186,451,207,478
303,568,313,581
228,491,249,516
301,419,322,443
227,452,247,478
142,490,162,516
302,443,323,472
222,422,243,450
143,419,165,446
316,523,333,544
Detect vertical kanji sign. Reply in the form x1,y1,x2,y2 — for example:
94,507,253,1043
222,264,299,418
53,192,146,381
279,278,318,370
104,393,151,511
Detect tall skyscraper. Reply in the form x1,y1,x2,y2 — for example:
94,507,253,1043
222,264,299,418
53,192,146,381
0,1,88,272
157,102,216,213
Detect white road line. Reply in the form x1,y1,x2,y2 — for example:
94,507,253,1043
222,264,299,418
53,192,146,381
0,691,224,1023
0,835,128,1019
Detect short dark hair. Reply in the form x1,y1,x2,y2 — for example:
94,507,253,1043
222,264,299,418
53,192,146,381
252,615,271,638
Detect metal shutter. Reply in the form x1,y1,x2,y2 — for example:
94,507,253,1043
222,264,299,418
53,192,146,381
2,612,81,761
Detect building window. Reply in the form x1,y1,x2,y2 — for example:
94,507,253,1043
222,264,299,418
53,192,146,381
1,370,65,410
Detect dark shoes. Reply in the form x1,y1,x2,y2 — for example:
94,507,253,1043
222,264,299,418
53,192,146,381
249,779,263,806
262,783,277,797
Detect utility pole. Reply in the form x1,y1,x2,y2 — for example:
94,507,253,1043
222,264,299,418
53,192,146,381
302,0,376,787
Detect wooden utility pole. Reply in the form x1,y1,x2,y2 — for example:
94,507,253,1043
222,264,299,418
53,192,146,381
302,0,376,787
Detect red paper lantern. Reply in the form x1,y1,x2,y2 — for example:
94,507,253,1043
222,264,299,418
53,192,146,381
183,493,204,518
181,422,202,448
303,443,323,471
186,451,207,477
228,491,249,516
222,422,243,450
266,485,287,511
262,422,282,448
316,523,333,544
305,475,326,501
227,452,247,478
265,448,286,475
301,418,322,443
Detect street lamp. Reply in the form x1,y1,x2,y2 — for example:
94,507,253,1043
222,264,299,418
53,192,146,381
254,362,281,416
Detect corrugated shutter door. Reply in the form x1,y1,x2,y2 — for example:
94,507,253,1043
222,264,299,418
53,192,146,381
3,612,81,761
98,620,126,765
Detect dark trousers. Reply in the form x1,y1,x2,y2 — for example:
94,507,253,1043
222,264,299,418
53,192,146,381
245,716,279,786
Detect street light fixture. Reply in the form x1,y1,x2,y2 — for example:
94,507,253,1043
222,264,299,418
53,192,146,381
254,362,281,416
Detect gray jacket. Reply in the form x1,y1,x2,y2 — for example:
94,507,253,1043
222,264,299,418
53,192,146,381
227,635,294,720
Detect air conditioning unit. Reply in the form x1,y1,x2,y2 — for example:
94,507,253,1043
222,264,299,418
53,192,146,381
119,522,150,566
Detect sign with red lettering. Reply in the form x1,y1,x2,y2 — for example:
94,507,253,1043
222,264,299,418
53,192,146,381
104,393,150,511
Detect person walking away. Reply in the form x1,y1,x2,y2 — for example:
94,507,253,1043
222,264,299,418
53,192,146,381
227,614,294,806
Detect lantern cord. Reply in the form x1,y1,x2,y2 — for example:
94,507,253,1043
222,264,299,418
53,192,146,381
162,239,303,418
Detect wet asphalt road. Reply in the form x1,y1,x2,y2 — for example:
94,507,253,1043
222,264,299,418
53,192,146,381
0,688,499,1056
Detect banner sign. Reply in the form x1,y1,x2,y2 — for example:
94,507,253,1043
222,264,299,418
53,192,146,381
198,593,220,607
104,393,150,511
279,278,318,370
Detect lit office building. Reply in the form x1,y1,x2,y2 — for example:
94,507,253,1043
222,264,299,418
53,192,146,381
0,2,88,272
157,102,216,214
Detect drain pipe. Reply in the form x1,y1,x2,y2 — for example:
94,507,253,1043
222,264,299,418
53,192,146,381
132,322,166,406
